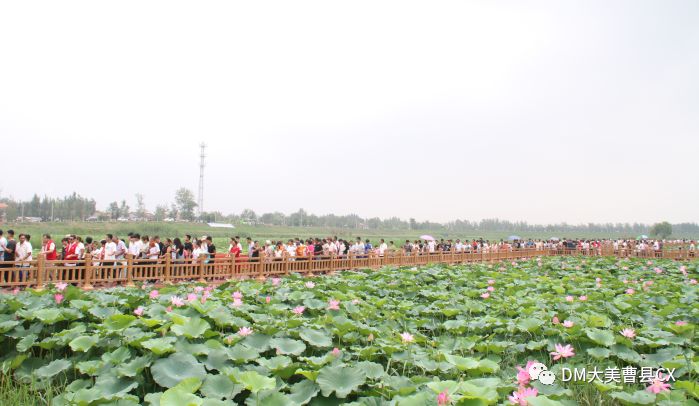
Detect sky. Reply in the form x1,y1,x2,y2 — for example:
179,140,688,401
1,0,697,225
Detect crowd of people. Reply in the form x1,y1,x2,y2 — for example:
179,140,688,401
0,228,696,266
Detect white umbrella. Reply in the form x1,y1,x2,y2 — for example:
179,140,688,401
420,235,435,241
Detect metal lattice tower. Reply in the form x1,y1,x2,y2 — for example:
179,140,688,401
197,143,206,217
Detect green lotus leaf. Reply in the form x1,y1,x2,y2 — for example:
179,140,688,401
234,370,276,393
288,380,320,405
269,338,306,355
34,308,64,324
142,337,177,355
33,359,72,379
516,317,544,333
355,361,384,379
171,316,211,339
70,335,99,352
316,365,366,398
586,328,615,347
608,390,656,405
93,374,140,400
200,374,243,400
587,347,611,359
104,314,137,330
17,333,38,352
117,355,152,377
160,388,202,406
299,328,333,348
151,353,207,388
443,354,479,371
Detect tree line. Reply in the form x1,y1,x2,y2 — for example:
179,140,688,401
0,190,695,237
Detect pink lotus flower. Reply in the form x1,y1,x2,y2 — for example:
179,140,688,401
511,261,517,266
186,293,197,302
224,335,235,345
646,378,671,394
595,277,601,282
352,299,360,305
565,295,574,302
480,292,490,299
327,299,340,310
578,295,587,301
55,282,68,292
623,279,628,284
292,306,305,315
54,293,64,304
515,360,540,386
563,320,574,328
272,278,281,286
134,306,144,316
552,316,560,325
232,291,243,300
166,306,172,312
305,281,315,289
400,332,414,343
171,296,185,307
647,261,653,265
487,279,495,285
620,328,636,339
149,290,159,299
194,286,204,293
487,286,495,292
265,296,271,303
675,321,687,326
626,288,635,295
691,279,697,285
509,387,538,406
232,298,243,307
238,326,253,336
622,266,628,270
550,343,575,360
437,390,450,405
596,283,602,288
11,288,19,295
331,347,341,357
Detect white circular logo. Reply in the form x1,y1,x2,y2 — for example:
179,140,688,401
538,370,556,385
528,363,547,380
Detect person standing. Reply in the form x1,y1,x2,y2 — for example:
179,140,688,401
0,230,7,266
41,234,57,261
15,233,32,282
378,239,388,256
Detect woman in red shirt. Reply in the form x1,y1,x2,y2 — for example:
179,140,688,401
228,237,241,257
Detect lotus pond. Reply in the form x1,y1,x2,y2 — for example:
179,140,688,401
0,257,697,406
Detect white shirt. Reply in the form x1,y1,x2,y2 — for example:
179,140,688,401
148,245,160,260
128,240,143,257
379,243,388,255
76,242,85,259
104,242,117,260
16,241,33,262
428,241,435,253
0,237,7,254
192,247,204,262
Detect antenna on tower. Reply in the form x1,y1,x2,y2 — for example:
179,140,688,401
198,143,206,218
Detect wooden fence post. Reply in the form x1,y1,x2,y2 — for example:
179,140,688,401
36,254,45,291
125,254,135,287
163,254,171,285
229,256,236,280
83,254,94,290
198,254,207,283
257,252,266,281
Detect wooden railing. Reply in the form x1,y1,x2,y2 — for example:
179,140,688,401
0,247,695,290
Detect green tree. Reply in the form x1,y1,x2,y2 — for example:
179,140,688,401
650,221,672,239
174,188,197,221
107,201,120,220
135,193,147,218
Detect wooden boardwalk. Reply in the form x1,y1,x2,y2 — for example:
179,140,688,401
0,247,695,290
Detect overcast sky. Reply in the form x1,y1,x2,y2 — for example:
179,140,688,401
1,1,697,224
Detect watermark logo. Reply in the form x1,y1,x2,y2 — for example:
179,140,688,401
525,363,675,386
528,362,556,385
